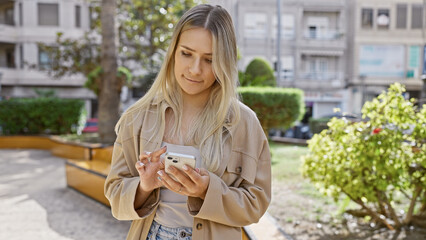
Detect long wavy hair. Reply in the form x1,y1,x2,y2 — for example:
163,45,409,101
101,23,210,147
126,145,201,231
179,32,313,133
115,4,240,172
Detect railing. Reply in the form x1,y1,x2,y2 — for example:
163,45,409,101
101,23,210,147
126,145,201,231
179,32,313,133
299,71,343,81
0,24,18,42
303,29,343,40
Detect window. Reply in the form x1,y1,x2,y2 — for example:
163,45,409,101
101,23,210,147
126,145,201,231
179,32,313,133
75,5,81,28
411,4,423,29
38,47,56,70
377,9,390,29
272,14,295,40
309,26,317,38
19,44,23,69
38,3,59,26
305,16,331,39
19,3,23,26
244,13,267,38
6,48,15,68
274,56,294,80
307,57,330,80
5,7,14,25
396,4,407,29
361,8,373,28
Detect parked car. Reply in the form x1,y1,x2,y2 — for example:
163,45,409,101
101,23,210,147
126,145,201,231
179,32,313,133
82,118,98,133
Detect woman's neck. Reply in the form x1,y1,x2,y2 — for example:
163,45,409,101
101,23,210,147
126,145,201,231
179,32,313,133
181,91,209,113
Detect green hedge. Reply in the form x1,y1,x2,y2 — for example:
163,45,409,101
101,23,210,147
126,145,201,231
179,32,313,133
0,98,84,135
238,87,305,133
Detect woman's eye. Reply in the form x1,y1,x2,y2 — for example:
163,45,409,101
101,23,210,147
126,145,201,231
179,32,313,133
181,51,191,57
205,59,212,64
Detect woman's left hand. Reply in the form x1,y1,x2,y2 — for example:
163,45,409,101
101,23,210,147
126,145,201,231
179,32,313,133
157,165,210,199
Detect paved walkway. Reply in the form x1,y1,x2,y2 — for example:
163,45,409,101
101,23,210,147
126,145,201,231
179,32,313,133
0,149,131,240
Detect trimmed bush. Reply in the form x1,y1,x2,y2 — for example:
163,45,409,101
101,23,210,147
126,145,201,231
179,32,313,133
0,98,84,135
242,58,276,86
238,87,305,134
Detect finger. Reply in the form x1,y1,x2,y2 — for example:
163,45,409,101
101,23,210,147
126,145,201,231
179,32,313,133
150,146,167,162
135,161,145,173
157,170,184,193
181,165,203,183
167,166,195,188
139,152,150,164
198,168,209,176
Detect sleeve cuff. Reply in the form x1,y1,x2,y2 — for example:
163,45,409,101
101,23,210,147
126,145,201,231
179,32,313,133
187,171,223,217
123,177,160,219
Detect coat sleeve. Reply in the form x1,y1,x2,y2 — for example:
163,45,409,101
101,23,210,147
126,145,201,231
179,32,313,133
187,138,272,227
104,117,160,221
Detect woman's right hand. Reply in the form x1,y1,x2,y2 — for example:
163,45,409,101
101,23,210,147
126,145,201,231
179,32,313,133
135,146,167,192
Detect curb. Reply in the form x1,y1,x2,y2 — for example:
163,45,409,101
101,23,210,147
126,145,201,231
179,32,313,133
244,212,294,240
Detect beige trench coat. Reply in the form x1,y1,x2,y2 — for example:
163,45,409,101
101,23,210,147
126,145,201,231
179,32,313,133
104,100,271,240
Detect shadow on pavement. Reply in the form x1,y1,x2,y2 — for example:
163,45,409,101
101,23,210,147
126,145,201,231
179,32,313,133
0,149,131,240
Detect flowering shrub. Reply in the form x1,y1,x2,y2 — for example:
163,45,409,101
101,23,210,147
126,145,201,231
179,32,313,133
302,83,425,230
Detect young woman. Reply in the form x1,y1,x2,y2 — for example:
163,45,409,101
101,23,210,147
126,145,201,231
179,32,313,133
104,4,271,240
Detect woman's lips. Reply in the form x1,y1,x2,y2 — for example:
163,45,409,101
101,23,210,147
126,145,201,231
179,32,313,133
184,76,202,83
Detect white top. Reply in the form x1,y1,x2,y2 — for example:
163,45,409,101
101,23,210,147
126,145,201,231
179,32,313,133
153,142,202,228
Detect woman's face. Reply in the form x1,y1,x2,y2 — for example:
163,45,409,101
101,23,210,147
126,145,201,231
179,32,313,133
174,27,216,101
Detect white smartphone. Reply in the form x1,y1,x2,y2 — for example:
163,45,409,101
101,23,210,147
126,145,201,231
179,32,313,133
165,152,196,181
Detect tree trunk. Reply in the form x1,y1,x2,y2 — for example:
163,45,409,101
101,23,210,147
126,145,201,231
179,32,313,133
99,0,120,144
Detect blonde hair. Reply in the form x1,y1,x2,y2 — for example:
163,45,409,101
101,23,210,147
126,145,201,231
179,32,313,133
115,4,240,172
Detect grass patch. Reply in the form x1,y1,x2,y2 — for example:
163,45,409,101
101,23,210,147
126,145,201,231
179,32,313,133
269,141,309,181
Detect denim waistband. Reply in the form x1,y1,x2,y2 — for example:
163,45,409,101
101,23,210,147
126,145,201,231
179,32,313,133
147,220,192,240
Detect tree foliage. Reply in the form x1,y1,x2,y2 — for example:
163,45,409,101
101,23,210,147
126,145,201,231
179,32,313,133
35,0,200,143
37,0,200,80
302,83,426,230
86,66,132,96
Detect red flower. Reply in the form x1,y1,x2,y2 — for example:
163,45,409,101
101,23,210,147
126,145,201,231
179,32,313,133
372,128,382,134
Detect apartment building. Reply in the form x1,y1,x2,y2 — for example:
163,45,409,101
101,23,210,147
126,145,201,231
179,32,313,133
346,0,424,113
0,0,95,116
210,0,348,120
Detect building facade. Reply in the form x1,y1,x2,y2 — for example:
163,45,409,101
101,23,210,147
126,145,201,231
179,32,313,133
346,0,424,113
0,0,95,116
211,0,425,119
210,0,348,120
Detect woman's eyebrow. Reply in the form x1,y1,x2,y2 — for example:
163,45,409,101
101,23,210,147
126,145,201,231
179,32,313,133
180,45,212,56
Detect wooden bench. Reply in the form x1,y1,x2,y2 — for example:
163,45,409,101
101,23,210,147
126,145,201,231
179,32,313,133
66,158,111,206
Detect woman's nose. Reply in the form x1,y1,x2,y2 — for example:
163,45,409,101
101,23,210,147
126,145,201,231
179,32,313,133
189,58,201,75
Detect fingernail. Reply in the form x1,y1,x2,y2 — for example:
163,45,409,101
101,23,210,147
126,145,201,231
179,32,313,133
138,162,144,167
182,165,188,171
196,168,200,173
157,170,163,176
162,146,167,149
157,176,162,181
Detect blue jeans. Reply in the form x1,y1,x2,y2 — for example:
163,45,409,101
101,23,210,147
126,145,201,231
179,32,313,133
147,220,192,240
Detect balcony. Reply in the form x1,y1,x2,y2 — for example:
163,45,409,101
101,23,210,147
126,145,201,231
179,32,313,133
300,71,342,81
303,29,343,41
295,71,344,89
0,24,18,43
0,67,87,87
